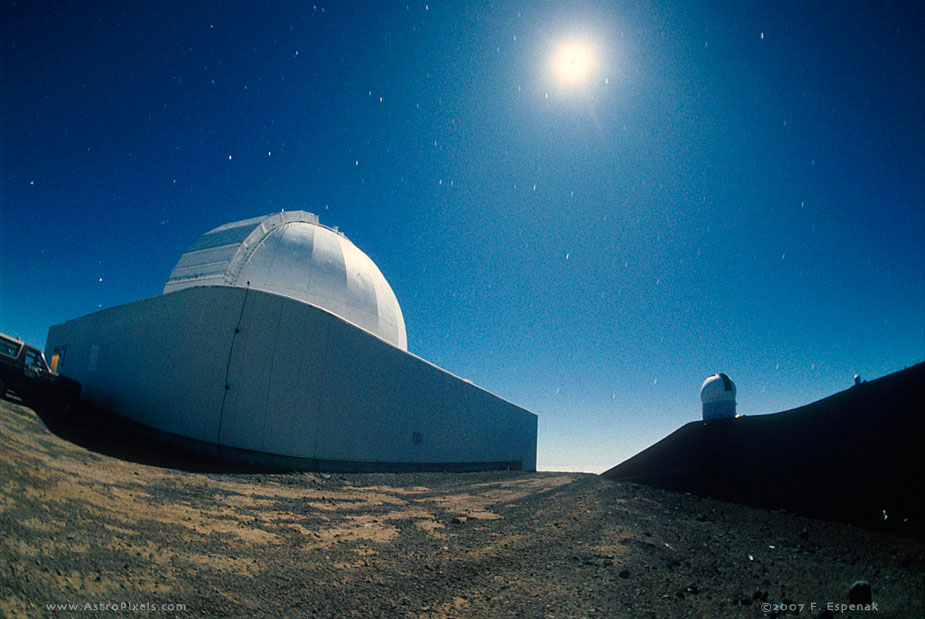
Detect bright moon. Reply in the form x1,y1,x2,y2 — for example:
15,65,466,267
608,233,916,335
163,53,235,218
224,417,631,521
552,40,596,86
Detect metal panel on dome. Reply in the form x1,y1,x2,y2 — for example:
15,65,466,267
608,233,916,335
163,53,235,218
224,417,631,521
165,244,241,287
302,225,350,315
232,223,316,298
340,237,385,339
186,223,257,253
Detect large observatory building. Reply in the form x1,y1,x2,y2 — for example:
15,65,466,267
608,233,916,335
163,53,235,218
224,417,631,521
46,211,537,471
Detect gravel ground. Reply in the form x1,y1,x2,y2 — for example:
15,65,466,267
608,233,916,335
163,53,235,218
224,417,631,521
1,398,922,618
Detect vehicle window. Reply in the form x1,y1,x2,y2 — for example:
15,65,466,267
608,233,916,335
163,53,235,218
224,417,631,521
24,350,48,371
0,338,21,358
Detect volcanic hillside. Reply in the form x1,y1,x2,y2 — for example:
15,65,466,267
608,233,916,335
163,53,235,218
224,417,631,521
603,363,925,530
1,397,922,617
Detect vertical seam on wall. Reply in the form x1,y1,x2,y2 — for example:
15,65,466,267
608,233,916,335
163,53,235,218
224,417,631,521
218,284,250,446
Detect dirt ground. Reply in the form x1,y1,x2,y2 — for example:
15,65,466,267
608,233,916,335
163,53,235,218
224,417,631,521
1,398,922,618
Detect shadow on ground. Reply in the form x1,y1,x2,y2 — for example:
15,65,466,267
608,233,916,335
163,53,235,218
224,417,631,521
16,394,281,474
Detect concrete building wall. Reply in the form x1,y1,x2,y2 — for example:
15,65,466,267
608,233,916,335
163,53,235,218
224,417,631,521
46,286,537,471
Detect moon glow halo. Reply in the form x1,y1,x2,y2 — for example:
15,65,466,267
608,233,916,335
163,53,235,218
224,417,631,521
552,40,596,87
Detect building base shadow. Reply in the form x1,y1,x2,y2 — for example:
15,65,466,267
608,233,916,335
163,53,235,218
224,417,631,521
26,396,286,474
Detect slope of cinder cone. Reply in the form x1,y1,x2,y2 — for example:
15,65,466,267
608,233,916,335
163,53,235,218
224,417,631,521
602,363,925,530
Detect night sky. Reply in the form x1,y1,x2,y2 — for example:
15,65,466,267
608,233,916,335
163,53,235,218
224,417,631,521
2,1,923,471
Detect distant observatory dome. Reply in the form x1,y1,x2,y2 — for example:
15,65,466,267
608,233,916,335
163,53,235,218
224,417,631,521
163,211,407,350
701,373,737,420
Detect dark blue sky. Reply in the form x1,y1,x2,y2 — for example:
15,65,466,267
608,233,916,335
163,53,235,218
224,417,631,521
2,1,923,471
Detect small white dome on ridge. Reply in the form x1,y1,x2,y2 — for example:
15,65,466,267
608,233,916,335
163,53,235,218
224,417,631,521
701,373,737,420
701,373,736,403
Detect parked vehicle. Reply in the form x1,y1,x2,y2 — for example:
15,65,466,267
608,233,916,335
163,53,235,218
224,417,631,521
0,333,81,408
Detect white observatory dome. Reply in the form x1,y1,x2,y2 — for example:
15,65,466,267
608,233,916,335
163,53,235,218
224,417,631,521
163,211,407,350
701,373,737,420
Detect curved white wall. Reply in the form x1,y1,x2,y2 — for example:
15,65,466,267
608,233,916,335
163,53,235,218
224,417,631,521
46,287,536,471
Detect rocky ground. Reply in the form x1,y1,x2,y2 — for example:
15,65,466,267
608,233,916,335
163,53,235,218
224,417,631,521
0,397,922,618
